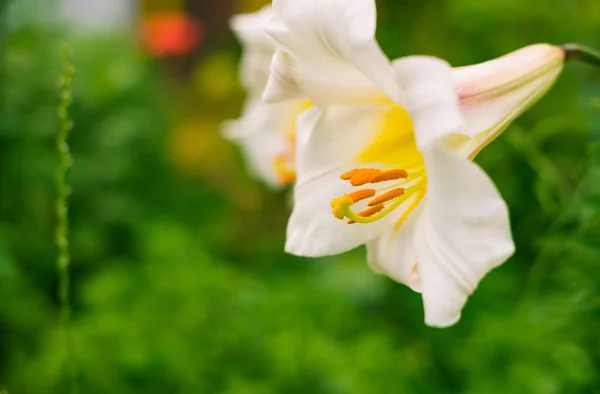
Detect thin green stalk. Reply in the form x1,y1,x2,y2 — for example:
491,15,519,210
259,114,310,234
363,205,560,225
56,43,77,394
56,43,74,335
562,43,600,67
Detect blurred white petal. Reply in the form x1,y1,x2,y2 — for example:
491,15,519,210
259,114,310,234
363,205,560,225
222,97,308,187
230,6,276,93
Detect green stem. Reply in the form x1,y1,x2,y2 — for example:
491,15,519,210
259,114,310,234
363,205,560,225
562,43,600,67
56,43,78,394
57,42,74,336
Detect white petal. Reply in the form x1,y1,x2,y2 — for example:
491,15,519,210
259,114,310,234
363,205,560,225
450,44,564,158
286,105,399,257
263,50,302,102
222,97,304,187
264,0,399,105
230,6,276,93
366,202,423,286
414,147,515,327
392,56,464,151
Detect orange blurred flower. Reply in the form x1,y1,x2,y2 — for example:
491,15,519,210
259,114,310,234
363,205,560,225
140,12,203,57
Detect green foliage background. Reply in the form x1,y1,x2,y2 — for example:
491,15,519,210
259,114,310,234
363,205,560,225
1,0,600,393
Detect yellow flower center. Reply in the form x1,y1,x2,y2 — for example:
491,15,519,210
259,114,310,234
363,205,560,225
273,132,297,185
273,99,313,185
330,105,427,228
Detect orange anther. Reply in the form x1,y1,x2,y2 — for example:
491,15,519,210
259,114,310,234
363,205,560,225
349,169,382,186
341,168,383,185
369,169,408,183
358,204,385,217
347,189,376,203
357,204,385,218
340,169,361,180
368,187,405,206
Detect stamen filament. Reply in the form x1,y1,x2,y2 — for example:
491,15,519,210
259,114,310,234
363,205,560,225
348,204,385,224
394,188,426,232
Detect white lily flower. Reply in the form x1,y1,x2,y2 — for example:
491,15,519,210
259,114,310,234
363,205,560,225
222,5,311,187
263,0,569,327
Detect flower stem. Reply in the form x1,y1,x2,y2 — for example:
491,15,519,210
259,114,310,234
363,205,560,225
56,43,78,394
562,43,600,67
57,42,74,337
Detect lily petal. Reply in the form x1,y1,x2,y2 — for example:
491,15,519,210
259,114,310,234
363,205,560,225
451,44,564,158
230,6,275,93
264,0,400,105
366,204,422,287
264,50,302,102
392,56,464,151
222,97,304,187
286,105,401,257
414,146,515,327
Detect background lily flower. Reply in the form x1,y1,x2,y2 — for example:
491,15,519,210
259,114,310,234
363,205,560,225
222,6,310,187
266,0,519,327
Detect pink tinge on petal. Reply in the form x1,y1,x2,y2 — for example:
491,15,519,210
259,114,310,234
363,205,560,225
452,43,564,101
446,44,564,157
409,265,423,293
